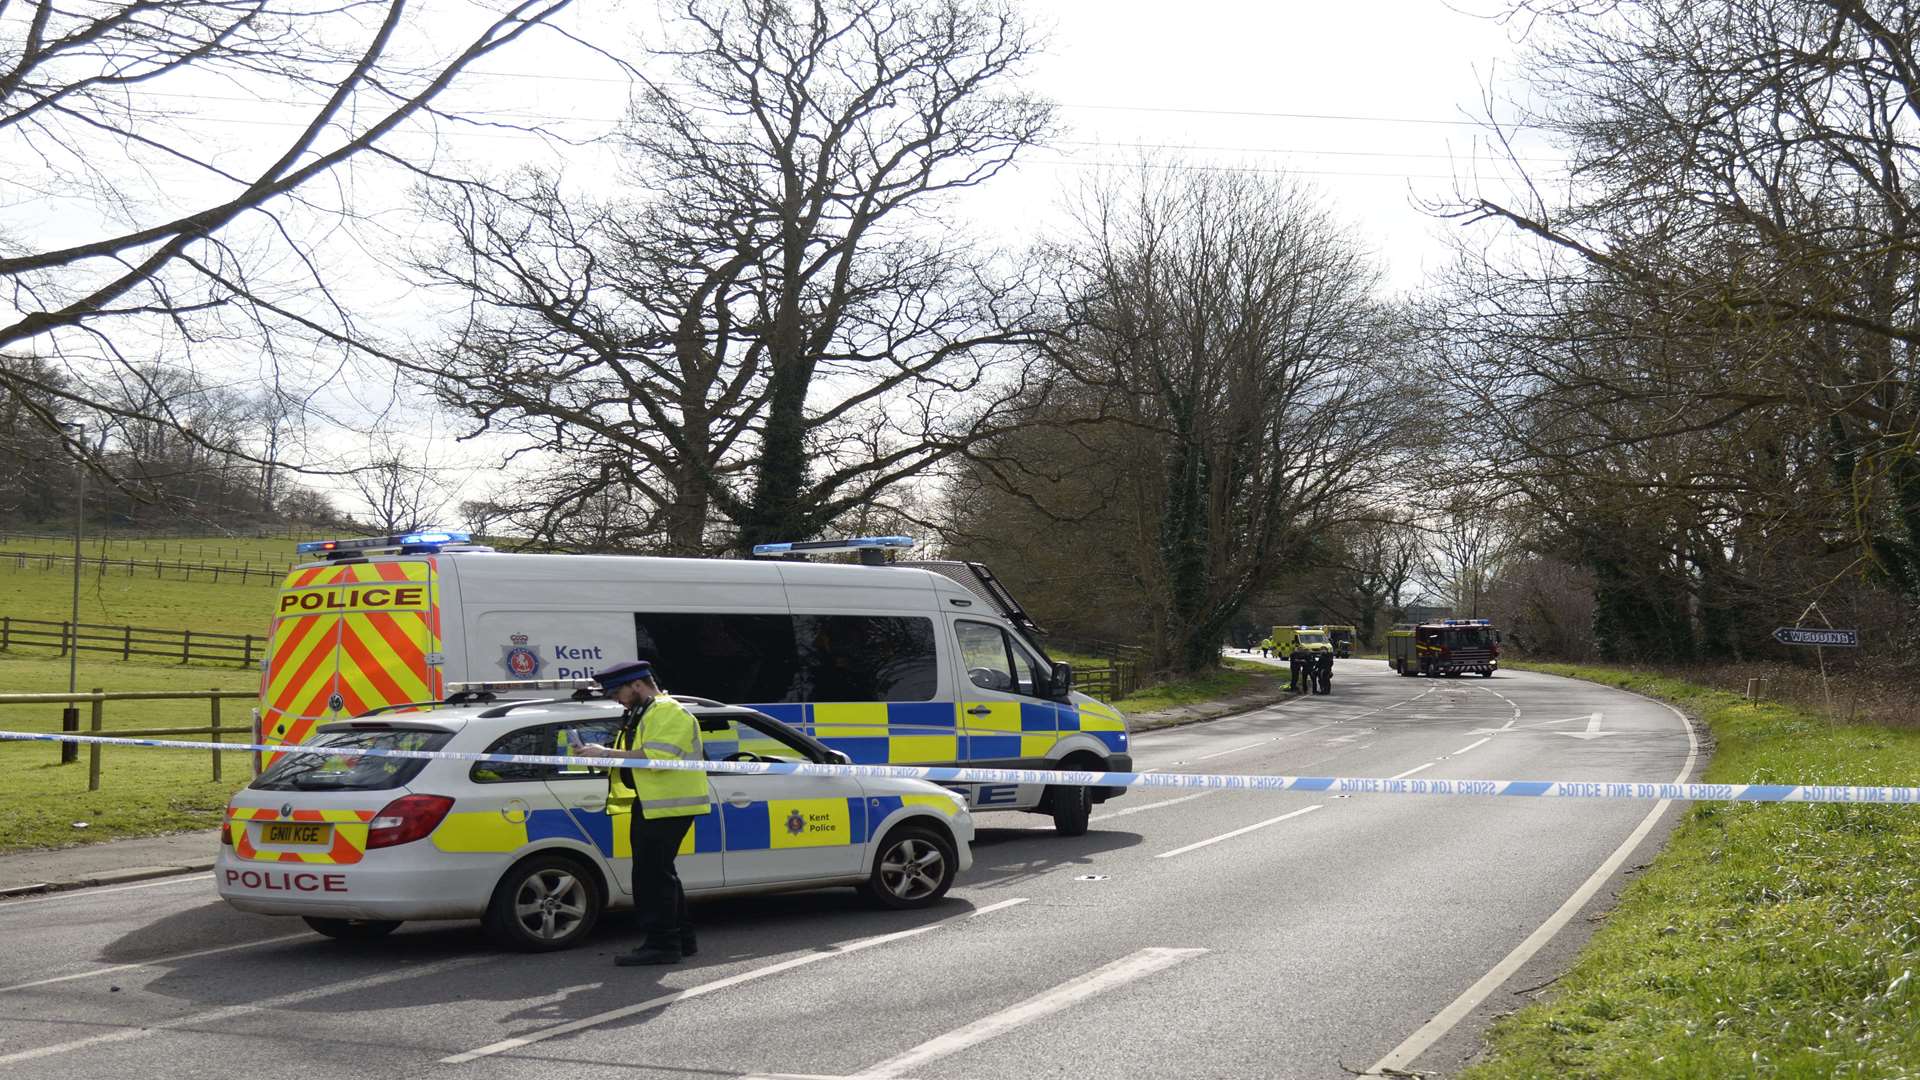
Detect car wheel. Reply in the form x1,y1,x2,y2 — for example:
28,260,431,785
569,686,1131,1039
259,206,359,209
303,916,401,941
484,853,603,952
861,825,957,910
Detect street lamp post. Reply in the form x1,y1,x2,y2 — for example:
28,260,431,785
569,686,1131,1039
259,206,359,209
59,422,84,764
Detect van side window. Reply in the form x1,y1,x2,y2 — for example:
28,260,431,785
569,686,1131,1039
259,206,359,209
632,613,937,704
955,620,1049,697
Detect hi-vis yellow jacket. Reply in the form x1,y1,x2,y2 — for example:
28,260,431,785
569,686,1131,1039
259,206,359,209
608,694,712,820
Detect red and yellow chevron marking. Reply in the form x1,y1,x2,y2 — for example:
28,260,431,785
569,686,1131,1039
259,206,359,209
259,560,440,752
227,807,377,865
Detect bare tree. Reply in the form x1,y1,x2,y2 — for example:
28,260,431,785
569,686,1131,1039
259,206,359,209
1436,0,1920,613
2,0,573,475
960,162,1414,673
412,0,1057,553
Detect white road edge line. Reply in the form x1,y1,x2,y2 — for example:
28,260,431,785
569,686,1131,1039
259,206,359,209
1091,790,1217,822
1388,763,1432,781
0,932,312,995
1448,737,1491,757
0,956,488,1066
1154,805,1323,859
441,898,1031,1065
1367,693,1701,1076
0,873,213,909
839,947,1209,1080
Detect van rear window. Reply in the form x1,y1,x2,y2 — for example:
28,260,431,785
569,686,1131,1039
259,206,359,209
633,613,937,704
251,729,451,791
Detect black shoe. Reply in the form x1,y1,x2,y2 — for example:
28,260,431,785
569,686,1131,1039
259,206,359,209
615,947,682,966
680,934,698,958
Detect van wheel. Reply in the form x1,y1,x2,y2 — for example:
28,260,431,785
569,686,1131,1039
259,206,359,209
303,916,401,941
484,853,603,952
1480,670,1494,678
1049,779,1093,836
861,825,956,909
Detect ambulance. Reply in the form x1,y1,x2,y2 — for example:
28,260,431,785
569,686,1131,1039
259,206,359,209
256,533,1131,834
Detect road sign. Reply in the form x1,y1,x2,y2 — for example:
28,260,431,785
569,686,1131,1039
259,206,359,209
1773,627,1859,647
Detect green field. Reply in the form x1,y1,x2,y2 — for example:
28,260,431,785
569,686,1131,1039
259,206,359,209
0,555,275,639
1466,663,1920,1078
0,654,256,852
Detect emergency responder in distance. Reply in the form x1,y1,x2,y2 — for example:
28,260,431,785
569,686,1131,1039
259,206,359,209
575,660,712,966
1288,646,1306,692
1313,650,1334,695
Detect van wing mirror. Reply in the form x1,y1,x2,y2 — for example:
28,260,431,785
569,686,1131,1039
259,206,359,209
1049,661,1074,699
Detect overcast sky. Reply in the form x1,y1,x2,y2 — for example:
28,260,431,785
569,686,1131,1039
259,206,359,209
300,0,1560,521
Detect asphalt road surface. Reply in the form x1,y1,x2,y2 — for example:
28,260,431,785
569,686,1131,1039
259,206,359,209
0,661,1697,1079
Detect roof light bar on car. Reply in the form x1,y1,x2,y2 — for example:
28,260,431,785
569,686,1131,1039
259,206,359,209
444,679,602,695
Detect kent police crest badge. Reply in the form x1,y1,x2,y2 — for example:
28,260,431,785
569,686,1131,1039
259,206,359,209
785,808,806,836
500,633,542,679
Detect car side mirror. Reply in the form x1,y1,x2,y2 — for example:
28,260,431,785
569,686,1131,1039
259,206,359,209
826,749,852,766
1049,661,1073,699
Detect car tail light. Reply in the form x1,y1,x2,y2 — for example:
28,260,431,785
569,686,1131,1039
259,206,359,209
221,819,234,846
366,794,456,849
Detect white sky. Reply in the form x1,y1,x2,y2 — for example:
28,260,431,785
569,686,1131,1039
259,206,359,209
5,0,1557,522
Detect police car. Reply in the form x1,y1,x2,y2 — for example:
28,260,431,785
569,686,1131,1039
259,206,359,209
217,683,975,951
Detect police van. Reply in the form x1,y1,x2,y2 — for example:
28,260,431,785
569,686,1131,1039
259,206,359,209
257,533,1131,833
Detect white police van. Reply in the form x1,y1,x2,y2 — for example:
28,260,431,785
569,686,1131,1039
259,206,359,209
258,534,1132,834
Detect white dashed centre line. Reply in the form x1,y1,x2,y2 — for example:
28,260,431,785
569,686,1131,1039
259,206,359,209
442,898,1031,1064
840,947,1208,1080
1449,737,1491,756
1388,763,1433,781
1154,805,1323,859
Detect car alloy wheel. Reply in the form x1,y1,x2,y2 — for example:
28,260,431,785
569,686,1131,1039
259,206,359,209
864,825,956,909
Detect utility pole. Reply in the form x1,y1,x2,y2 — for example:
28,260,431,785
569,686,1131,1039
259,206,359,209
59,422,85,763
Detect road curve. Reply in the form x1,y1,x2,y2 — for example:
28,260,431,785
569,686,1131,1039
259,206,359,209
0,662,1697,1079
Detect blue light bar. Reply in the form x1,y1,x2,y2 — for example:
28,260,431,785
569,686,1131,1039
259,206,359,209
751,536,915,557
296,530,476,559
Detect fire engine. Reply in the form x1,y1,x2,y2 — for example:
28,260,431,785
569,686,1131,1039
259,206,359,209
1385,619,1500,677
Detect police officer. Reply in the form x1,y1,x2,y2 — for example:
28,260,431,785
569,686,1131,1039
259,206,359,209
577,660,712,966
1288,647,1306,692
1313,650,1334,695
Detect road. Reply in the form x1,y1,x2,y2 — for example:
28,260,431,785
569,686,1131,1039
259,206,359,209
0,661,1696,1079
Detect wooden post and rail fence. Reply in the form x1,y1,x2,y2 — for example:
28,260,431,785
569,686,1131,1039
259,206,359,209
0,616,264,668
0,689,259,791
0,547,288,585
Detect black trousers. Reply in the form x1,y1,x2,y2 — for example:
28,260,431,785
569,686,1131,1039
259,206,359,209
630,812,694,949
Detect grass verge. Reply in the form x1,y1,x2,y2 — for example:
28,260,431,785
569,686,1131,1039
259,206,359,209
1110,664,1277,714
0,655,254,852
1464,662,1920,1078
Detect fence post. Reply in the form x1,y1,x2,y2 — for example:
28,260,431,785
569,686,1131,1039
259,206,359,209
210,692,222,782
60,705,78,765
242,633,255,668
123,625,132,661
181,629,192,664
1,615,9,650
87,690,104,792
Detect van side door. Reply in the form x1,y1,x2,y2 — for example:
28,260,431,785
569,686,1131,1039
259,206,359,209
948,617,1062,812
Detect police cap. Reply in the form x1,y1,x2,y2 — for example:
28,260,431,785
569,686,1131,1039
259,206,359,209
591,660,655,689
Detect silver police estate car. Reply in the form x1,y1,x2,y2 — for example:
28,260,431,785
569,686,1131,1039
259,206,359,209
217,691,974,951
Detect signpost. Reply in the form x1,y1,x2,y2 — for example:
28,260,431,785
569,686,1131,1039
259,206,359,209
1773,603,1858,723
1772,627,1859,647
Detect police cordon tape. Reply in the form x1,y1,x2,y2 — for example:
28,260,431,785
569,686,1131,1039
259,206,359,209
3,729,1915,806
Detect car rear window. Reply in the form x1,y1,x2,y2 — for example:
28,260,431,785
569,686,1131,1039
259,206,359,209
251,729,452,791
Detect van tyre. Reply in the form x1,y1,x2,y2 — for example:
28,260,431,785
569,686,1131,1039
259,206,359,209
304,916,401,941
861,825,957,909
1049,779,1093,836
484,852,603,952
